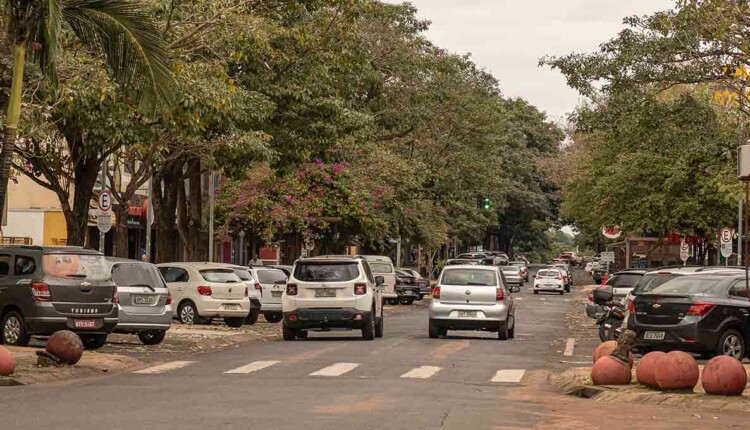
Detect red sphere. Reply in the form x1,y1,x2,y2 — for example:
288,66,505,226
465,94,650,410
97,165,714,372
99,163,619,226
0,346,16,376
655,351,699,391
636,351,666,388
46,330,84,365
591,355,632,385
701,356,748,396
593,341,634,366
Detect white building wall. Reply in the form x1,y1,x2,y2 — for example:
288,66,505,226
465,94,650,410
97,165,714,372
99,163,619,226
4,210,45,245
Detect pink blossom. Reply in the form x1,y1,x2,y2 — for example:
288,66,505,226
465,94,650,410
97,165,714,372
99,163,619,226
285,195,293,203
314,158,323,166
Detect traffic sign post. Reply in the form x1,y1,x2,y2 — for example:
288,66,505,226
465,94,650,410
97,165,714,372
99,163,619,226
97,160,110,253
720,227,733,265
680,240,690,264
600,251,615,263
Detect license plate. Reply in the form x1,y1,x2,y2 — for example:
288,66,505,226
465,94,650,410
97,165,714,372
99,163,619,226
134,295,156,305
457,311,477,318
74,319,96,329
643,331,665,340
315,288,336,298
403,290,415,296
223,304,240,310
271,291,283,298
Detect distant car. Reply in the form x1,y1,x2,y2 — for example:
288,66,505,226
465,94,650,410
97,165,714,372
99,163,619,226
509,261,529,281
157,262,250,327
107,258,171,345
585,270,645,318
226,265,262,325
268,265,293,277
491,252,510,266
548,263,573,292
359,255,397,302
248,266,288,323
446,258,479,266
398,268,431,298
429,265,517,340
394,269,422,305
500,266,524,288
560,252,582,266
533,269,565,295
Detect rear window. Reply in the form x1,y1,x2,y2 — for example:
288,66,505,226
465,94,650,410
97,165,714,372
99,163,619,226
233,269,253,282
112,263,165,288
537,270,559,278
200,269,241,283
606,273,643,288
631,274,680,295
647,277,726,297
257,269,287,284
43,254,111,280
511,262,525,267
294,262,360,282
501,266,520,273
441,269,497,286
369,262,393,274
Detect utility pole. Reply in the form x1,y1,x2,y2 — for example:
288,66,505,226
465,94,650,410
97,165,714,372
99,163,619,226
99,158,107,253
208,171,215,262
145,176,153,262
396,237,402,268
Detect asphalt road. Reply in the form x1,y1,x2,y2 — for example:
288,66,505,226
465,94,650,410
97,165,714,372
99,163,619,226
0,279,578,430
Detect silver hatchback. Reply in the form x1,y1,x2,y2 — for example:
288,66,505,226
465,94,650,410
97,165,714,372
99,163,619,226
428,265,517,340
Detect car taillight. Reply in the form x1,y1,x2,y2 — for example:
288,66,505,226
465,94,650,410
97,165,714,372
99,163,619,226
354,283,367,295
496,288,505,301
166,291,172,305
687,302,715,317
627,299,634,314
197,286,212,296
254,282,262,296
556,276,563,281
31,282,51,302
286,283,298,296
432,286,441,299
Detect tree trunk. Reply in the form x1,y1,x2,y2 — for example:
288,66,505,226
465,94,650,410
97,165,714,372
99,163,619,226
186,157,207,261
114,203,129,258
67,157,100,246
154,157,184,263
0,44,26,221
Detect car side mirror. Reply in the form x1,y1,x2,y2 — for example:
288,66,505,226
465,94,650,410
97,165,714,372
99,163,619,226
375,276,385,286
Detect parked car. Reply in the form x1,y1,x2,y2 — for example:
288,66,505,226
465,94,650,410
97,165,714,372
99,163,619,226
394,269,421,305
247,266,288,323
282,255,384,340
509,261,529,282
397,268,431,299
627,272,750,359
533,268,565,295
429,265,517,339
446,258,479,266
359,255,397,302
157,262,250,327
548,264,573,292
500,266,524,288
268,264,293,277
585,270,645,318
0,246,118,349
560,252,582,266
107,258,171,345
226,265,262,325
491,252,510,266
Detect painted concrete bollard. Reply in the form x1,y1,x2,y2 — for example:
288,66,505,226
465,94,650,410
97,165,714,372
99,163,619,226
635,351,666,388
655,351,699,391
46,330,84,365
701,356,748,396
591,355,632,385
593,341,633,366
0,346,16,376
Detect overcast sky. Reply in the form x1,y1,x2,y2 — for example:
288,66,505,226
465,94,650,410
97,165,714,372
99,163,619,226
381,0,674,122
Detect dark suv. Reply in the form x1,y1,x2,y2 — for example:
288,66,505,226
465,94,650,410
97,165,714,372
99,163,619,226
0,246,118,349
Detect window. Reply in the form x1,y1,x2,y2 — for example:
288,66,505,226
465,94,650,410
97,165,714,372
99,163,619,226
113,263,165,288
159,267,189,283
537,270,560,278
42,254,110,280
729,281,750,299
200,269,241,283
631,274,680,295
14,256,36,276
233,269,253,282
0,254,10,276
294,262,360,282
257,269,287,284
440,269,497,286
361,262,375,284
368,262,393,274
605,274,643,289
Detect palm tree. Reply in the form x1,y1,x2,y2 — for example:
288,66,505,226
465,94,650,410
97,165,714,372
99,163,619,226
0,0,174,222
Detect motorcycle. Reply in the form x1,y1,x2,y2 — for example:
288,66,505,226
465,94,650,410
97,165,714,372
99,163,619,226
596,301,626,342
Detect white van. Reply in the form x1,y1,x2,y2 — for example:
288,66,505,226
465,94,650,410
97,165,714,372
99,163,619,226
358,255,397,301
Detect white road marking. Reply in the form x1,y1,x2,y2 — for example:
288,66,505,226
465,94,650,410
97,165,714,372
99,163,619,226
224,360,280,374
400,366,441,379
563,338,576,357
514,297,523,300
310,363,360,377
134,361,196,375
491,369,526,383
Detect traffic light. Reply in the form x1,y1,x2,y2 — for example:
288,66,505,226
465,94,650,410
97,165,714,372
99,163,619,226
483,197,490,210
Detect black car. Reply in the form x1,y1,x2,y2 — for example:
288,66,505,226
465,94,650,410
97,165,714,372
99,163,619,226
394,269,421,305
627,273,750,359
0,246,118,349
397,268,430,299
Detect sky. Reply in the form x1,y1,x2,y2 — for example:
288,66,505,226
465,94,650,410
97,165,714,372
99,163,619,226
381,0,674,122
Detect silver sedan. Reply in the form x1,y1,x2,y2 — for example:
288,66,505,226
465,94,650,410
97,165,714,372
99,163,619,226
428,265,516,340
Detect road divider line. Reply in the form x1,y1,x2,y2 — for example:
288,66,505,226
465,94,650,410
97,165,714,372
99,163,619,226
563,338,576,357
134,361,196,375
400,366,441,379
224,360,280,374
491,369,526,383
310,363,360,377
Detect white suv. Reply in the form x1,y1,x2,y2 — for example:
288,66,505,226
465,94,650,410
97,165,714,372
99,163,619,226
358,255,397,302
282,256,385,341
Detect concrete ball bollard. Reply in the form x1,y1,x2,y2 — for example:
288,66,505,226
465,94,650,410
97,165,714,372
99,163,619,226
591,355,632,385
655,351,699,391
593,341,633,366
46,330,84,365
635,351,666,388
701,356,748,396
0,346,16,376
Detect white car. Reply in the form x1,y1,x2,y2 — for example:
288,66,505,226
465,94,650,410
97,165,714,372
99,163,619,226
359,255,397,301
248,266,288,323
227,265,262,325
157,262,250,327
533,269,565,295
282,256,384,340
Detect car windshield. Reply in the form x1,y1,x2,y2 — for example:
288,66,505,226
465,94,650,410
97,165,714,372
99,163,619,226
605,273,643,288
43,254,111,280
631,273,680,295
233,269,253,282
200,269,241,283
537,270,560,278
646,277,726,297
369,262,393,274
295,262,360,282
257,269,287,284
501,266,520,274
111,262,164,287
441,269,497,286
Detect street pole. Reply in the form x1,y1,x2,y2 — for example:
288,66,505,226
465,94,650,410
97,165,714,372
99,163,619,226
99,158,107,253
145,176,153,262
745,180,749,297
208,171,215,262
396,237,402,268
739,199,744,266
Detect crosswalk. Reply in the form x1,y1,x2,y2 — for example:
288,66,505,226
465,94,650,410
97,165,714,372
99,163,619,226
133,360,527,383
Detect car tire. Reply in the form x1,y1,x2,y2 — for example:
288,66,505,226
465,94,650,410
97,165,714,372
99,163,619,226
296,330,308,339
508,315,515,339
80,334,107,350
416,294,424,301
2,311,30,346
533,290,538,295
428,319,441,339
245,310,259,325
362,309,376,341
375,311,384,338
264,312,282,323
225,317,245,328
565,285,571,293
387,299,399,306
498,321,509,340
138,330,166,345
716,329,746,359
178,301,198,325
558,290,564,295
400,298,415,305
282,322,297,341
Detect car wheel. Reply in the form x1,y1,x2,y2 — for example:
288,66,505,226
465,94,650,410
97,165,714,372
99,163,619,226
2,311,30,346
416,294,424,301
498,321,509,340
428,319,441,339
224,317,245,328
717,329,746,359
178,301,198,325
401,298,415,305
387,299,399,306
282,322,296,341
296,330,308,339
245,310,259,325
362,309,376,341
533,290,538,295
264,313,282,323
375,311,384,338
138,330,166,345
508,316,515,339
558,290,565,295
80,334,107,350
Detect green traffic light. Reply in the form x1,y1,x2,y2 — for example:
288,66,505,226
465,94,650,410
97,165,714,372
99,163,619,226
484,197,490,209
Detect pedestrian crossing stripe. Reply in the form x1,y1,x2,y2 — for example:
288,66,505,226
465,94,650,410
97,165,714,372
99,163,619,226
400,366,441,379
490,369,525,383
309,362,360,377
224,360,280,374
134,361,196,375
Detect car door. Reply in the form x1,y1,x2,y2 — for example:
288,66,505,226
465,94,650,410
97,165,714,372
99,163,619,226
158,266,190,316
498,270,513,314
11,253,36,309
362,261,381,316
0,252,14,313
727,281,750,332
